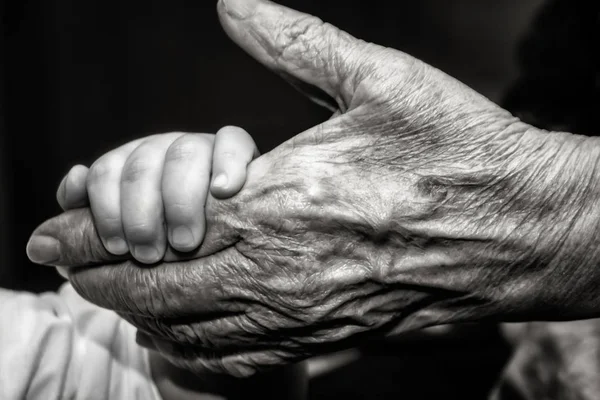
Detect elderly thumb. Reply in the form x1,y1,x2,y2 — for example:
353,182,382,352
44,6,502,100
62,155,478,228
26,205,230,268
26,208,120,267
217,0,367,111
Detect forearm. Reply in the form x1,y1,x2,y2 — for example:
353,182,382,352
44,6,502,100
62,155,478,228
485,128,600,319
517,130,600,317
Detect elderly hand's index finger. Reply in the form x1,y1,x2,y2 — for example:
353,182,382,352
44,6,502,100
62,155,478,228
26,208,121,267
26,203,231,267
68,246,250,318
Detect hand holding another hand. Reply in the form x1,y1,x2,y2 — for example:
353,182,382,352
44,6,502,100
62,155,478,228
28,0,600,377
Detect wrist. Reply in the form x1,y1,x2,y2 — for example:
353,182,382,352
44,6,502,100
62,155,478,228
525,131,600,316
476,127,600,319
376,123,600,329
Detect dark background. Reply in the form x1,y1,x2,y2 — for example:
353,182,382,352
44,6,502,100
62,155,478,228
2,1,599,398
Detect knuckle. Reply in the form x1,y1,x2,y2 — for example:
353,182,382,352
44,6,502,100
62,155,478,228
277,16,331,66
88,157,120,183
164,131,186,137
65,170,80,188
217,151,237,160
219,125,242,134
96,216,122,231
166,135,208,163
281,16,325,49
125,222,157,242
164,202,197,221
166,143,195,162
122,155,154,184
217,126,246,143
66,165,87,185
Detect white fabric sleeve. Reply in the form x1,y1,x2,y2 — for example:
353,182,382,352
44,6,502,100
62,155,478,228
0,283,163,400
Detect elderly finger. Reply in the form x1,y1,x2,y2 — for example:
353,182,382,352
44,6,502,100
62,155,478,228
26,206,232,267
67,245,252,318
27,208,118,267
217,0,370,110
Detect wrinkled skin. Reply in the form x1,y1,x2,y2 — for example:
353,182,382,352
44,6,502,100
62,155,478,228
28,0,600,377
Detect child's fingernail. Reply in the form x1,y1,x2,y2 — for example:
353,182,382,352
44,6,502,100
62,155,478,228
212,174,228,189
133,245,160,264
171,226,195,250
105,237,128,255
27,235,61,265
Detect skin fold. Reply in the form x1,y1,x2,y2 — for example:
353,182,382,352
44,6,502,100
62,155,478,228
27,0,600,378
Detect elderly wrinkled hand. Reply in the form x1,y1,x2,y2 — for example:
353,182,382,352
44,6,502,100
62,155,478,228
27,0,600,377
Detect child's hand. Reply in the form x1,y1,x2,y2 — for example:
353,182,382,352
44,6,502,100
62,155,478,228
56,126,258,264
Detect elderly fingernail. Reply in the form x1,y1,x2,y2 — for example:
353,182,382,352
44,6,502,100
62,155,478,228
171,226,195,250
221,0,258,19
27,235,61,265
105,237,128,255
212,174,228,189
133,245,160,264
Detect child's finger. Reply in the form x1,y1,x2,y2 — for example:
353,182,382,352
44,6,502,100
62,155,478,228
162,134,214,252
121,133,184,264
211,126,260,199
87,138,146,256
56,165,89,211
